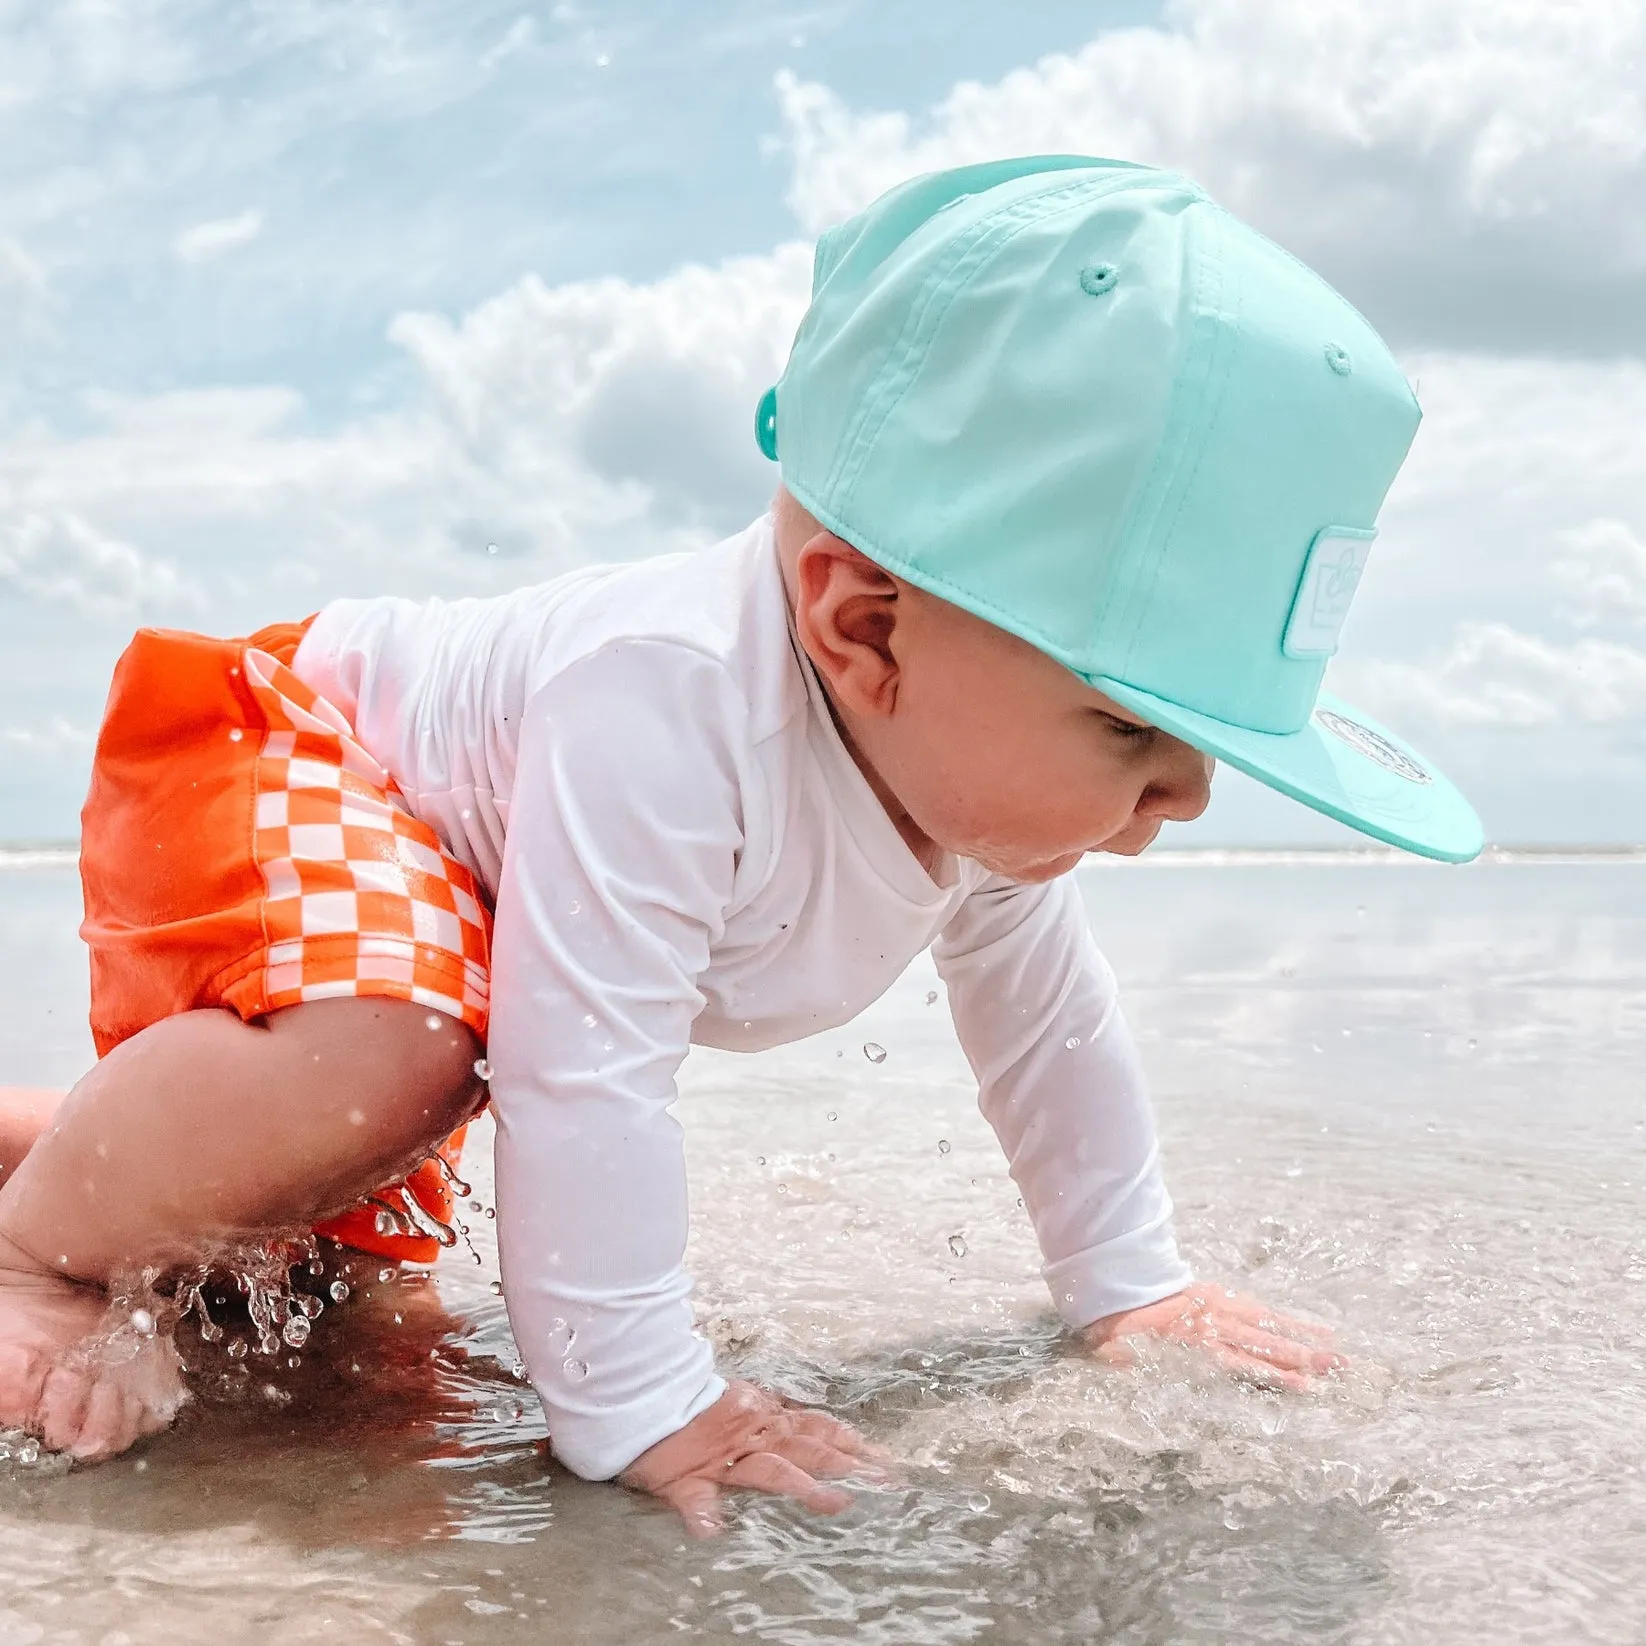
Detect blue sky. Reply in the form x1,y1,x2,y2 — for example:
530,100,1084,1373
3,0,1645,844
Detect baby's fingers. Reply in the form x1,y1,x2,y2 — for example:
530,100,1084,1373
1222,1293,1338,1346
1226,1325,1344,1379
776,1433,892,1484
784,1406,892,1461
1214,1343,1312,1394
725,1450,854,1515
658,1476,726,1539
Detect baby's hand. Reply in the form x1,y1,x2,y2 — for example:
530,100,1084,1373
619,1380,890,1537
1083,1284,1345,1392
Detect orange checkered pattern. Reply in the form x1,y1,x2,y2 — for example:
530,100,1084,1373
240,646,491,1034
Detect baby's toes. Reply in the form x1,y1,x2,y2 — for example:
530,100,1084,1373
35,1363,94,1453
69,1379,140,1462
0,1342,50,1428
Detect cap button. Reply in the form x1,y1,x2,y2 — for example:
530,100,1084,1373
754,385,779,460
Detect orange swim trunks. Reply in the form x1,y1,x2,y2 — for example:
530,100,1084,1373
79,620,492,1264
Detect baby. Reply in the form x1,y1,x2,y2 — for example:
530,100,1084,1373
0,156,1481,1532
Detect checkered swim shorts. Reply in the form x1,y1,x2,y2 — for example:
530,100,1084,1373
80,619,492,1263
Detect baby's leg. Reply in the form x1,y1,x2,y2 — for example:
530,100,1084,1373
0,996,483,1461
0,1087,62,1181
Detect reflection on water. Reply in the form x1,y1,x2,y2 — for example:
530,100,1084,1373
0,855,1643,1642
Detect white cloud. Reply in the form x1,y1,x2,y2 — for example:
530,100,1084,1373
0,242,813,628
1353,623,1646,729
173,210,264,264
1552,518,1646,628
0,507,198,619
774,0,1646,354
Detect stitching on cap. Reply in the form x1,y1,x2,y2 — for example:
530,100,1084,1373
1118,203,1245,684
1099,198,1217,667
829,174,1124,505
826,172,1201,512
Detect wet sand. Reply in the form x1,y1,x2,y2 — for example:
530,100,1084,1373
1,852,1642,1643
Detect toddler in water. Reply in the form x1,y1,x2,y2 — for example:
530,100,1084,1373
0,158,1481,1529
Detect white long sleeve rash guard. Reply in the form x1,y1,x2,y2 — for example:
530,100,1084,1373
293,512,1192,1481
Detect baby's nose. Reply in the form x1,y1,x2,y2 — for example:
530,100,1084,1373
1143,750,1214,823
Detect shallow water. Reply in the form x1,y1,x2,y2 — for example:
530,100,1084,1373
0,852,1642,1643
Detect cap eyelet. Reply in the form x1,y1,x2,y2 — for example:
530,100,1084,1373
754,385,779,460
1079,263,1118,297
1324,342,1352,376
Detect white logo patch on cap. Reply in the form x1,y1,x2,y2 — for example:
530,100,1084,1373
1315,708,1433,785
1283,526,1376,659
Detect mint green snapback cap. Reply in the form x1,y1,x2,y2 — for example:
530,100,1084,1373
754,155,1484,863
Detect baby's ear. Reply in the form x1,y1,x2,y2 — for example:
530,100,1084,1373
793,535,903,717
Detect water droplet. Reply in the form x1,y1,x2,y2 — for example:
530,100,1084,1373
863,1042,887,1064
378,1268,394,1283
937,1139,951,1155
967,1491,991,1513
489,1280,503,1296
347,1108,366,1126
826,1111,837,1122
563,1358,589,1380
227,1338,248,1360
130,1307,156,1337
1065,1036,1081,1050
568,900,582,915
1466,1038,1479,1051
228,728,244,743
484,1207,495,1219
257,1333,279,1355
776,1183,788,1195
1342,1027,1353,1037
582,1013,598,1029
486,542,499,555
199,1319,224,1343
374,1209,398,1236
297,1294,323,1318
473,1058,494,1081
756,1155,766,1166
329,1280,350,1303
282,1314,311,1348
947,1234,968,1258
307,1257,325,1276
425,1014,443,1031
925,990,938,1005
18,1438,38,1465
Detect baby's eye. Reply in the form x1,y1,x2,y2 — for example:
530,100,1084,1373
1100,713,1154,740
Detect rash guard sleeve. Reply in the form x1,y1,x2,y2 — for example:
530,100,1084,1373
486,640,747,1481
932,873,1193,1328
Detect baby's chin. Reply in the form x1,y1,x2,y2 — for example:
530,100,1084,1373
963,844,1090,883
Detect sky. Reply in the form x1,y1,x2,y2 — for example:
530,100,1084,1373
2,0,1644,846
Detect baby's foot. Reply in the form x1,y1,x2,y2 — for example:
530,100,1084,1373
0,1265,186,1461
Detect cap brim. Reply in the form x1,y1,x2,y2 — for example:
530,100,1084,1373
1088,680,1485,864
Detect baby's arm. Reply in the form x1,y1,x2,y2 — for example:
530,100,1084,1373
934,875,1340,1386
486,642,872,1526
